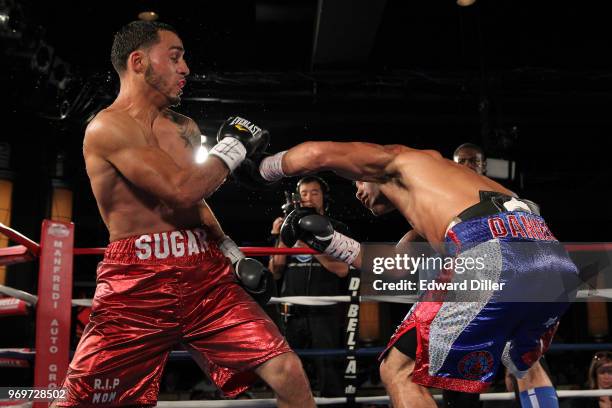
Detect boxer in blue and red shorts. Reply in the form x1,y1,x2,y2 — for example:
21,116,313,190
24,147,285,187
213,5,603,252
381,198,576,396
255,140,579,408
53,20,315,408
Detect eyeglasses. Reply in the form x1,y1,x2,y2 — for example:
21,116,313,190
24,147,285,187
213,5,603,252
597,366,612,375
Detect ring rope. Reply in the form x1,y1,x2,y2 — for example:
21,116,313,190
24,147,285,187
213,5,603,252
3,342,612,362
0,222,40,256
0,284,38,305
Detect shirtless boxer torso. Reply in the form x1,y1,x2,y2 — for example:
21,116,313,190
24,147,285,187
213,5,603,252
86,107,212,241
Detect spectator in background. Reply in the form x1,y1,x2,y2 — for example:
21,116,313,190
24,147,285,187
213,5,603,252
454,143,487,175
587,351,612,408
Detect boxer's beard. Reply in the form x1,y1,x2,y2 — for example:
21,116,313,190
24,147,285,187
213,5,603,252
144,65,181,107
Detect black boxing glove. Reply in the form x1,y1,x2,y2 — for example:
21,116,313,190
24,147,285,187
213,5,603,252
297,214,335,253
234,258,275,306
281,209,361,265
232,151,280,191
279,206,317,248
219,236,274,306
217,116,270,156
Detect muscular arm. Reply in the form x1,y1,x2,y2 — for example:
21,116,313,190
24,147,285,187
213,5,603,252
269,239,287,280
85,113,229,209
396,229,426,252
173,115,229,242
395,229,432,263
280,141,404,182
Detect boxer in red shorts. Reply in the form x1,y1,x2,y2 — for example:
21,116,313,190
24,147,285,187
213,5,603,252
52,20,314,407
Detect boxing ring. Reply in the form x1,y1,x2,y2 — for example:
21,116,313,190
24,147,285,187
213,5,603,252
1,219,612,407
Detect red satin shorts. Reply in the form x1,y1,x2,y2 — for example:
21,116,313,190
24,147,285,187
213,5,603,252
57,228,290,407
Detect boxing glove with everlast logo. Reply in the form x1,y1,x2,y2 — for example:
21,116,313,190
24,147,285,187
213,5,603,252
217,116,269,156
209,116,270,173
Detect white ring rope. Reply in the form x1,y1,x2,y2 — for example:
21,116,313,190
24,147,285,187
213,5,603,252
0,284,38,306
71,298,91,307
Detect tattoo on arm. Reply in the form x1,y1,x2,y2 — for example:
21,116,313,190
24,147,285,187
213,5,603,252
182,121,202,150
163,110,202,150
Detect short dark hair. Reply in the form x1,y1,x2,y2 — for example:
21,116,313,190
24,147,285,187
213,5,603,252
111,21,178,74
296,176,330,195
454,143,485,159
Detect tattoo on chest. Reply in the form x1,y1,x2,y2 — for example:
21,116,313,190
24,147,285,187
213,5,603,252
162,110,201,149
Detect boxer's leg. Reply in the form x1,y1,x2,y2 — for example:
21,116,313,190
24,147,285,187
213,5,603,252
255,352,315,408
515,361,558,408
503,303,567,408
183,282,315,407
379,329,437,408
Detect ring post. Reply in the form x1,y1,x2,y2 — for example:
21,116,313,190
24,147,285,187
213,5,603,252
34,220,74,407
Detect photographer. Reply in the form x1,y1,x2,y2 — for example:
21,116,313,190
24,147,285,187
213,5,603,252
269,176,350,398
